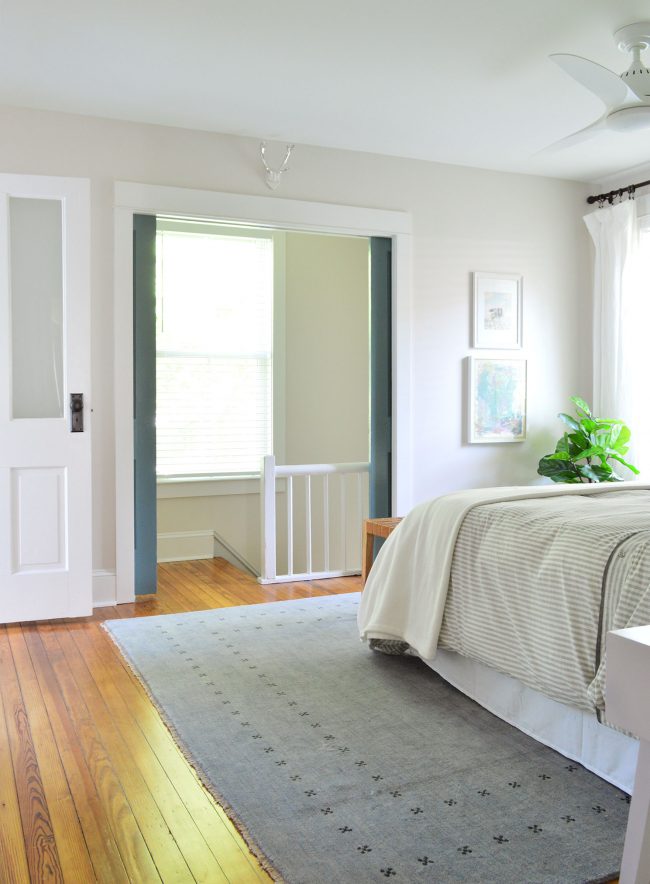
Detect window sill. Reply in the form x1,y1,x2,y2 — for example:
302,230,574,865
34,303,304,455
157,475,261,499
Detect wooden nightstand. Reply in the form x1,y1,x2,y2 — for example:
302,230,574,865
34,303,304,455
361,517,403,585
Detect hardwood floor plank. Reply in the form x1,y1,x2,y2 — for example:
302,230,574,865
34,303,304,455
9,626,128,882
20,623,132,884
0,644,31,884
68,623,233,883
9,624,107,884
155,570,204,614
158,564,241,611
0,625,64,883
84,620,270,883
42,624,189,883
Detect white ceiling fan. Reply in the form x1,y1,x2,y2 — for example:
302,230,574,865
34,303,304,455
546,21,650,151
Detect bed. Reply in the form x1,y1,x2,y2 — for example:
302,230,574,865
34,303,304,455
357,482,650,792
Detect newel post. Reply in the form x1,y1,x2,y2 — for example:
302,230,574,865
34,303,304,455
260,455,277,582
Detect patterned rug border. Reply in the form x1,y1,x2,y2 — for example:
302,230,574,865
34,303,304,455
102,620,283,883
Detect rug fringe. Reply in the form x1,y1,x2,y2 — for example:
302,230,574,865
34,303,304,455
101,621,284,883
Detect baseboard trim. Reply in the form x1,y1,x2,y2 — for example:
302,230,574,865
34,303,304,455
156,529,259,577
157,530,214,563
93,569,117,608
213,531,259,578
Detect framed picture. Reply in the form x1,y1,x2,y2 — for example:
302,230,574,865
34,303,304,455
468,357,527,443
472,272,522,349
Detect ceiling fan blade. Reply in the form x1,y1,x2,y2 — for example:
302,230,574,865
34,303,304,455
549,53,637,108
538,116,606,154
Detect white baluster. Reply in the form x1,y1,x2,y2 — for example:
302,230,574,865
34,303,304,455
286,474,293,576
305,474,312,575
323,473,330,572
340,473,347,570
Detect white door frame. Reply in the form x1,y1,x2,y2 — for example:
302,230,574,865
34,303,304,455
114,182,413,603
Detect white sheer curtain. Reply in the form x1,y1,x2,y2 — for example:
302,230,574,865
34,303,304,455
584,199,650,478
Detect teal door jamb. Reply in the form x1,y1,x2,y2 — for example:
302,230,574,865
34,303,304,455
133,213,158,594
369,237,392,520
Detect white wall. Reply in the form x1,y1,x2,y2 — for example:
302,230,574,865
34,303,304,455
412,190,592,497
0,104,591,574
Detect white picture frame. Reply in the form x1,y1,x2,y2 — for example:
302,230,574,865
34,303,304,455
472,271,522,349
467,356,527,444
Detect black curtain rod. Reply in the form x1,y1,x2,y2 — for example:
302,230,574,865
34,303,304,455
587,178,650,205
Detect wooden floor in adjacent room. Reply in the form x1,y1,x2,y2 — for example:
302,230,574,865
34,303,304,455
0,558,360,883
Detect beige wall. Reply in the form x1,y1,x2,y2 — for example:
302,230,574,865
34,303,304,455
284,231,369,464
0,105,590,576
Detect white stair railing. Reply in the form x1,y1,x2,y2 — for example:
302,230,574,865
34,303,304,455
259,455,370,584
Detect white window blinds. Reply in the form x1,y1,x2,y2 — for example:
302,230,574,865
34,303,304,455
155,226,274,477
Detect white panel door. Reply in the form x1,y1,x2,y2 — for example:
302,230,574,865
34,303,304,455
0,175,91,622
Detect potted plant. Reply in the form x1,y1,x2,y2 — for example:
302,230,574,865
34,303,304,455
537,396,639,483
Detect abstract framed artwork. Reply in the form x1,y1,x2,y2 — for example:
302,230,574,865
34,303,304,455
472,271,522,349
468,356,527,443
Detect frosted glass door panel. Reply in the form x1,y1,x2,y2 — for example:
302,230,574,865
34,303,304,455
10,197,64,419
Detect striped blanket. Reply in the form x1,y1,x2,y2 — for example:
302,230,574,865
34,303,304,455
359,485,650,718
439,492,650,715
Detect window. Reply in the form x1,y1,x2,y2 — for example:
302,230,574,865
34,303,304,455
155,221,274,478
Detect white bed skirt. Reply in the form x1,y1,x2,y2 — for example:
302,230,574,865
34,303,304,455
423,648,638,794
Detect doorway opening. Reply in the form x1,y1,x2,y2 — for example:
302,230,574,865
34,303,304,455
114,182,411,605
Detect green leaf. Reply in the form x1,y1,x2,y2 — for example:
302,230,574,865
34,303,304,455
578,463,620,483
593,432,611,448
607,452,640,474
558,413,581,433
537,456,581,483
567,431,591,455
554,434,570,454
576,445,606,461
609,424,631,451
593,423,630,451
570,396,592,418
580,418,597,435
547,451,571,461
606,423,622,448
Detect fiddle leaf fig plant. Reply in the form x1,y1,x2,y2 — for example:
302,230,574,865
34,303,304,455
537,396,639,483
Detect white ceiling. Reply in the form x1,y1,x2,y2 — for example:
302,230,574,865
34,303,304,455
3,0,650,183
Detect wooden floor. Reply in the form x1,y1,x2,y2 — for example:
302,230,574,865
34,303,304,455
0,559,360,883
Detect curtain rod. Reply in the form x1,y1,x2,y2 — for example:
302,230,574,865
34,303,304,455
587,177,650,205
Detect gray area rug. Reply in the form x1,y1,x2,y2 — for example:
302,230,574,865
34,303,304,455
104,593,628,883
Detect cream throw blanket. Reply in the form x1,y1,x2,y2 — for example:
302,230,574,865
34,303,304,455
357,481,649,660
